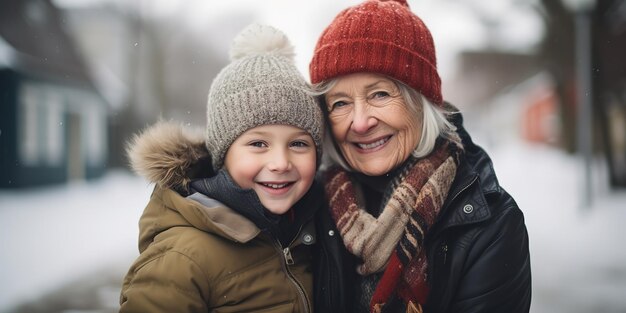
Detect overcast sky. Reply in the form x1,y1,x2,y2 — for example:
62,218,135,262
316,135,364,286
51,0,544,81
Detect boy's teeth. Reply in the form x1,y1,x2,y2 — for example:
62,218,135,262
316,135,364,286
357,138,387,149
264,183,288,189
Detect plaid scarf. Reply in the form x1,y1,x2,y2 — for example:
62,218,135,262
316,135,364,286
324,138,462,312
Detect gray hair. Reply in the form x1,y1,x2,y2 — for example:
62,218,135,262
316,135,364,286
314,76,459,172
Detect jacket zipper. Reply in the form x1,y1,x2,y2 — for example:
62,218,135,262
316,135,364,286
274,226,311,313
283,247,294,265
448,175,478,208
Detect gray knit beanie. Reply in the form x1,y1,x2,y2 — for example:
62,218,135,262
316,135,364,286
205,24,323,170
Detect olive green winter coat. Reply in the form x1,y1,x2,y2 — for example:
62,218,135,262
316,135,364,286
119,122,315,313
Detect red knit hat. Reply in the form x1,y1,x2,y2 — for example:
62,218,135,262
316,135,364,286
310,0,442,105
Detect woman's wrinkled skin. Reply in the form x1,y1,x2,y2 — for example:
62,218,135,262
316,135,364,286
324,73,423,176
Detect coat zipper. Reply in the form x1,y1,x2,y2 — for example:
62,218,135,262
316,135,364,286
274,225,311,313
283,247,294,265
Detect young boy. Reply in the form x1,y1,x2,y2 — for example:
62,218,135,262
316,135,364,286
119,24,324,312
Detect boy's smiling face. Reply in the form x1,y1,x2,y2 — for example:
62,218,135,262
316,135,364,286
224,124,317,215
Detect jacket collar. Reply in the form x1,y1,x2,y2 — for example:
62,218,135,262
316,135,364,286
126,121,211,192
186,191,262,243
437,142,501,229
438,159,487,229
434,104,502,229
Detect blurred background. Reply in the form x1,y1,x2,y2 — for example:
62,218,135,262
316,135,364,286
1,0,625,312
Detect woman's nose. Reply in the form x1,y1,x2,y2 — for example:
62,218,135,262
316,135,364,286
350,100,378,134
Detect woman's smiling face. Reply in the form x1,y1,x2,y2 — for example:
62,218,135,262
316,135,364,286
324,72,422,176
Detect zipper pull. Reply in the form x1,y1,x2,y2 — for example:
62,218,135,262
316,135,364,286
441,243,448,265
283,247,294,265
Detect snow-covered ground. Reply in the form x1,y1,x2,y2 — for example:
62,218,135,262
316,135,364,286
1,140,626,312
0,171,151,312
489,142,626,312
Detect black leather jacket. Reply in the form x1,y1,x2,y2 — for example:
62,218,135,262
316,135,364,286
313,113,531,313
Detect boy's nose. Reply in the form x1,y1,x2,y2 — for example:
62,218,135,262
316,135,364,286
267,150,292,172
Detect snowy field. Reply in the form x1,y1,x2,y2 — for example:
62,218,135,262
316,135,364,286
1,140,626,313
0,171,151,312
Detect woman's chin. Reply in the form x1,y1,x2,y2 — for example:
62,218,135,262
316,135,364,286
351,162,394,177
343,144,408,176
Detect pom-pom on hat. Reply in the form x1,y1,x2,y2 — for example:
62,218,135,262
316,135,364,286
309,0,443,105
205,24,323,169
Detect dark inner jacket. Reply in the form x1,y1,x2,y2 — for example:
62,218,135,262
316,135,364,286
313,107,532,313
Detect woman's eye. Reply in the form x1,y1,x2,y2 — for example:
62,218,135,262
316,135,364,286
371,91,390,99
368,90,395,107
330,100,348,111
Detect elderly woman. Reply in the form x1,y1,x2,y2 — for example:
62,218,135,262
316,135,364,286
309,1,531,313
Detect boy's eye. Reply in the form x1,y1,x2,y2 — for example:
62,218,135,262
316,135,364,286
249,141,267,148
290,140,310,148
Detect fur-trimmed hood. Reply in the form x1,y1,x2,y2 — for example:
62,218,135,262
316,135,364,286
126,121,212,191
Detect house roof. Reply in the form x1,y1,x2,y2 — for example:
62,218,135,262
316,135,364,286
0,0,94,87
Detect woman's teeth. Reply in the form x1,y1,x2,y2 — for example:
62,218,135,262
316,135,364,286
357,137,387,149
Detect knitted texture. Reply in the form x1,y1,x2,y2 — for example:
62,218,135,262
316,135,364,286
206,24,323,169
324,137,462,310
309,0,442,105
